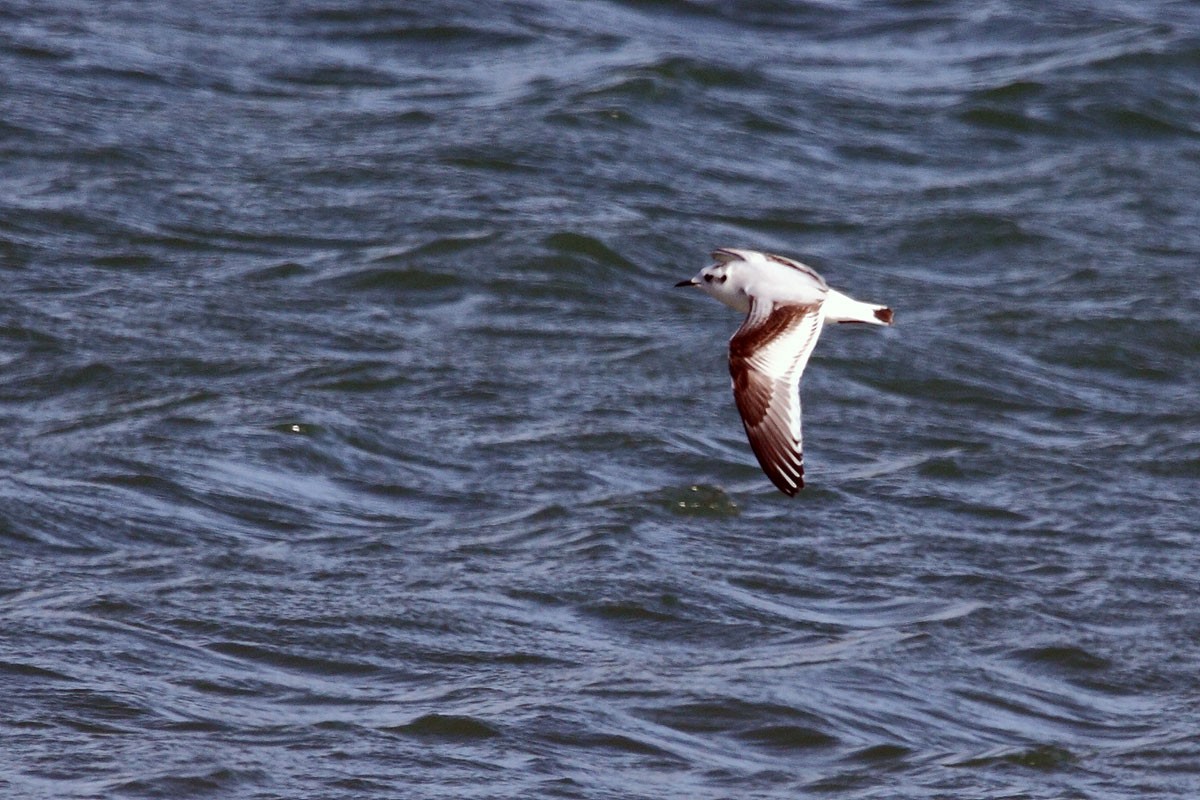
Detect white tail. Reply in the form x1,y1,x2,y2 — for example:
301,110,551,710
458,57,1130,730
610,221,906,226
822,289,893,325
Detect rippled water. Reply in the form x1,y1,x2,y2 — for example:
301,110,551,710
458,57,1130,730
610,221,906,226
3,1,1199,797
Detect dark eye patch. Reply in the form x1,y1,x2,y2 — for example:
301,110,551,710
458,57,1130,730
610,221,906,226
718,275,727,283
704,274,713,282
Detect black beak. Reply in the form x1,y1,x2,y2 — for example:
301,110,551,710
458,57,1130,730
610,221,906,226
674,279,697,287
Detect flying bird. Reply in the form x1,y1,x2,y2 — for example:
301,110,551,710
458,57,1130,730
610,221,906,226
676,248,893,496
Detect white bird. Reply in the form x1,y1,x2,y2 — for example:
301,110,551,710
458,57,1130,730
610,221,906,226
675,248,893,496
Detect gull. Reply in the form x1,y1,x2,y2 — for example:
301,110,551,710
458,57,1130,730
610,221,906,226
675,248,893,496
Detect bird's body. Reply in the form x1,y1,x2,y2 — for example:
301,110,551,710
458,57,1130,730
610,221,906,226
676,248,892,496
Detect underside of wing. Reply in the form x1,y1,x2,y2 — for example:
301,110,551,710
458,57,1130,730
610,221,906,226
728,300,825,496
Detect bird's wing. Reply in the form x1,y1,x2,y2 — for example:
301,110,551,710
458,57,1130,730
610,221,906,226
728,298,826,496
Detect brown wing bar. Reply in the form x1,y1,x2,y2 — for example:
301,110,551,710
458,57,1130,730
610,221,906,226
728,302,824,496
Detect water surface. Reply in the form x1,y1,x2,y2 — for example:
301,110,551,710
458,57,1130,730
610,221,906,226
3,1,1199,797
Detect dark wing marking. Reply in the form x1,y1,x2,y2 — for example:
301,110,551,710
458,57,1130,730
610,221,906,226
763,253,828,288
728,300,826,496
711,248,741,265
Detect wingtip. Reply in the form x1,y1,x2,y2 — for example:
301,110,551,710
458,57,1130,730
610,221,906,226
766,464,804,496
874,307,894,325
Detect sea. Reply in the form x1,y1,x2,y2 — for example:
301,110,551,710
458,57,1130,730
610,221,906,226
2,1,1199,797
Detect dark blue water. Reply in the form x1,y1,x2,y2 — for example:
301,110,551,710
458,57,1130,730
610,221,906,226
3,1,1199,797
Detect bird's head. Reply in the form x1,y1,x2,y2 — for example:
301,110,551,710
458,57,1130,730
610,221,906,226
675,263,748,312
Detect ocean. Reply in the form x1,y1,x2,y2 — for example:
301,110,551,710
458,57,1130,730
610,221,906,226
2,1,1199,797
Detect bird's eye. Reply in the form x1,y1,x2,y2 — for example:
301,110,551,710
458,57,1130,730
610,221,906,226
704,274,713,282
